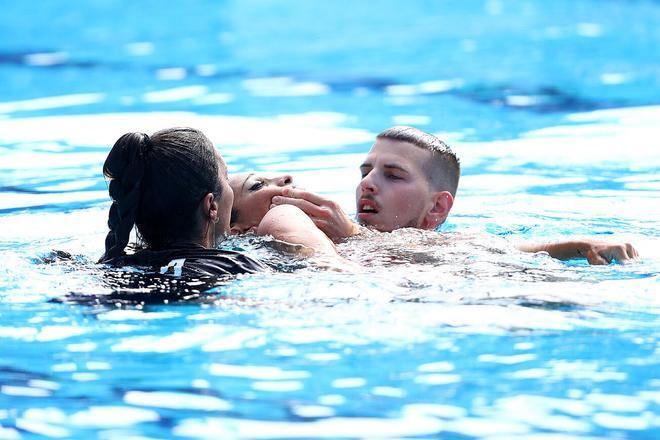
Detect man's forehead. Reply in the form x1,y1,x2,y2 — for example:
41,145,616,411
363,139,430,168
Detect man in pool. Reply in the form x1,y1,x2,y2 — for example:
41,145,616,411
231,126,638,264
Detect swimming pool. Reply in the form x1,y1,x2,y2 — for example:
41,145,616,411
1,0,659,438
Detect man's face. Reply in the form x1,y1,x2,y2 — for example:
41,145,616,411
355,138,436,232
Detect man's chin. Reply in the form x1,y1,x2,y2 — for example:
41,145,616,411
357,217,393,233
357,212,380,229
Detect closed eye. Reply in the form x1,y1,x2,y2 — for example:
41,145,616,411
249,180,264,191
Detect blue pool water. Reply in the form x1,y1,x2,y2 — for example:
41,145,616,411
1,0,660,438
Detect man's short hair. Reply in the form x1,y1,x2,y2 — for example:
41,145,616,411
377,126,460,197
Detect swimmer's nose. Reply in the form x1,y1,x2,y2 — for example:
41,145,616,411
275,174,293,186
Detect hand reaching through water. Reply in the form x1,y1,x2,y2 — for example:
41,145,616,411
271,187,361,241
517,238,639,265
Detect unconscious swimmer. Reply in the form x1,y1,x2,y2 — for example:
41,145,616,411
230,126,639,265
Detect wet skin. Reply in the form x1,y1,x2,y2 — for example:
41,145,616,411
229,173,294,233
356,138,441,231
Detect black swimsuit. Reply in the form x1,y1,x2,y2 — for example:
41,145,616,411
104,244,268,277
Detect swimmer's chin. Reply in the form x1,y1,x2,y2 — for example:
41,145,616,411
230,225,258,235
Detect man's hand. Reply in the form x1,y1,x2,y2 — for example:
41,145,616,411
270,188,361,241
517,238,639,265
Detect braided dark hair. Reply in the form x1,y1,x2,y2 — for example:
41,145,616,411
99,127,221,263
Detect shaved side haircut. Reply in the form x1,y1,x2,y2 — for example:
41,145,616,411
377,126,460,197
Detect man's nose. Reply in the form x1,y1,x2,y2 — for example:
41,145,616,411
359,172,377,194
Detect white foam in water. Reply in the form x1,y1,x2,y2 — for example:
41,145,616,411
35,326,87,342
97,310,181,321
1,385,50,397
330,378,366,389
0,426,20,439
242,77,330,97
143,86,208,103
0,93,105,114
402,403,467,419
417,361,455,372
155,67,188,81
202,328,266,352
492,395,593,433
317,394,346,406
125,42,155,56
371,386,406,398
445,418,530,437
0,111,373,155
290,405,335,418
14,418,70,438
123,391,232,411
71,372,99,382
576,22,604,38
414,374,462,385
208,363,309,380
23,52,69,67
69,406,159,427
585,393,648,412
173,415,445,438
110,324,234,353
251,381,304,392
478,353,537,365
592,413,651,430
193,93,234,105
304,352,341,362
385,79,463,96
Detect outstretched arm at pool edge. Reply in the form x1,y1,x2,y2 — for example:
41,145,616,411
516,238,639,264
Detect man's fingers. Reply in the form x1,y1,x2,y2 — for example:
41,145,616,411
586,249,608,265
271,197,325,217
608,246,628,262
606,244,639,262
280,187,329,205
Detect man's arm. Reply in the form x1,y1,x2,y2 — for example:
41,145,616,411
270,188,361,241
516,238,639,264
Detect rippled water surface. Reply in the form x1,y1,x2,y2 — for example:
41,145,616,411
1,1,660,438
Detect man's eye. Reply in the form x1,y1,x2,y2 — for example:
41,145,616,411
249,181,264,191
386,174,402,180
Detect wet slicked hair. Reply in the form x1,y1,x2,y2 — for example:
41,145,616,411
99,127,221,262
377,126,460,196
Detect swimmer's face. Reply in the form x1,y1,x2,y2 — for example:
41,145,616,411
229,173,294,233
356,139,438,232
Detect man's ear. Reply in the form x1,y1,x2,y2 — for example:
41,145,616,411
421,191,454,230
